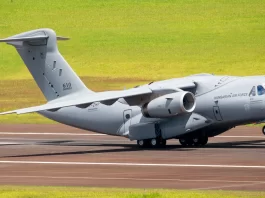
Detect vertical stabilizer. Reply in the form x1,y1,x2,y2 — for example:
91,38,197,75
0,28,93,101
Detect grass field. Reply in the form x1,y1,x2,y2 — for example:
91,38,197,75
0,186,265,198
0,0,265,123
1,0,265,79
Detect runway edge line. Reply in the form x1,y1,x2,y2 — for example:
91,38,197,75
0,160,265,169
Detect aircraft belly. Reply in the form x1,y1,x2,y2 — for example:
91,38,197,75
40,102,134,135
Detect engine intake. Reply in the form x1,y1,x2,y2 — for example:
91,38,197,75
142,92,196,118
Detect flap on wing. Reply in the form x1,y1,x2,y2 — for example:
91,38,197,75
0,86,152,115
0,80,197,115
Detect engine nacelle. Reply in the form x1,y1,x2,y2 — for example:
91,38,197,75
141,92,196,118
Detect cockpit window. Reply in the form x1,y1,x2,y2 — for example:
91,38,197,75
257,85,265,95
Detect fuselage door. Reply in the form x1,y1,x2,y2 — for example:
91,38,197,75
213,106,223,121
123,109,132,133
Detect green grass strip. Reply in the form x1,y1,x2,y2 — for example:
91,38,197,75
0,186,264,198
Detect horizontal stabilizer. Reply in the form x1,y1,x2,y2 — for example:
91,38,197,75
0,36,69,43
0,35,48,43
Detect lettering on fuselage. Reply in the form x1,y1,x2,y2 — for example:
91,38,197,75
214,93,248,100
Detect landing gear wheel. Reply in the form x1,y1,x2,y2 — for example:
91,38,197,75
150,138,157,147
200,136,208,146
179,138,188,146
192,137,200,146
137,140,145,147
262,126,265,135
186,138,194,146
160,139,167,147
179,136,208,147
150,138,167,148
192,136,208,146
137,139,151,148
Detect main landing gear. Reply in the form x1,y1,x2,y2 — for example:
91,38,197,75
136,135,208,148
137,138,167,148
179,135,208,147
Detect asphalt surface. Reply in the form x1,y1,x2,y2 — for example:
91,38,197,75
0,124,265,190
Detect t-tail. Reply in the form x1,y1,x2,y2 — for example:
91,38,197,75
0,28,93,101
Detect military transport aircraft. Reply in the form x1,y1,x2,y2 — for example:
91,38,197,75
1,28,265,148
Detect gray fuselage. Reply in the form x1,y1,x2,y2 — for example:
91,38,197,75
40,74,265,139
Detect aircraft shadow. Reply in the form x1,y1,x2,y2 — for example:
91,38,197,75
1,139,265,158
206,139,265,149
1,141,193,158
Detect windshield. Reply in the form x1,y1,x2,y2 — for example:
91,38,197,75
257,85,265,95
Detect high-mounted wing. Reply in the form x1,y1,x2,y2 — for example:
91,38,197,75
0,79,196,115
0,86,152,115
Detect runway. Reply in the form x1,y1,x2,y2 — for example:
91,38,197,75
0,124,265,191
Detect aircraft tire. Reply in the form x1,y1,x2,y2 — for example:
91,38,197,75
192,137,200,146
262,126,265,135
179,136,208,147
186,138,194,146
179,138,188,146
179,138,193,146
150,138,158,147
137,140,150,148
193,136,208,146
160,139,167,147
149,138,167,148
200,136,208,146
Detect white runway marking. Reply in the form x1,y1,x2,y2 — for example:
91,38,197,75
0,142,18,145
0,160,265,169
0,132,264,139
0,132,106,136
0,175,263,184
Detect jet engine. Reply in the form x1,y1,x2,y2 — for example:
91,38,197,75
141,92,196,118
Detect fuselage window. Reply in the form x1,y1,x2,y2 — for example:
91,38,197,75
257,85,265,95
